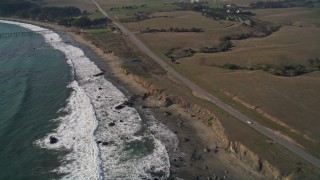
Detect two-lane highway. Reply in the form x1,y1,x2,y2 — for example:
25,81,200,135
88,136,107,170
91,0,320,168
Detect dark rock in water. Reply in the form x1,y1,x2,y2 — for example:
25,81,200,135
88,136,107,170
164,97,173,107
129,59,143,64
164,111,172,116
193,176,201,180
178,157,184,162
93,72,105,77
49,136,58,144
120,120,124,122
96,141,102,144
122,100,134,107
128,95,139,102
102,142,109,145
142,93,149,99
108,122,116,126
98,87,103,90
115,104,125,110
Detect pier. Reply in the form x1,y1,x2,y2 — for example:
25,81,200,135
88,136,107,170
0,30,55,38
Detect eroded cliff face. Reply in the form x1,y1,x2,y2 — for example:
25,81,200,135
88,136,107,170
228,141,282,179
123,70,284,179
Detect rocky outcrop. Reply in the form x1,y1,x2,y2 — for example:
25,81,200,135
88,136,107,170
228,141,281,179
123,69,284,179
49,136,58,144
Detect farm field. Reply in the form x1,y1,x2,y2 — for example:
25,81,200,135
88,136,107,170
121,7,320,159
252,8,320,27
41,0,98,12
96,0,180,20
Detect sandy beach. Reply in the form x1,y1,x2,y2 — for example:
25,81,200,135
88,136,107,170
1,18,264,179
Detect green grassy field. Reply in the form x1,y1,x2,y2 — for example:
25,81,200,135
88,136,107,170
41,0,98,12
88,12,105,20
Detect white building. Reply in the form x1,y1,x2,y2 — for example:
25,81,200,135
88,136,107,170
191,0,200,3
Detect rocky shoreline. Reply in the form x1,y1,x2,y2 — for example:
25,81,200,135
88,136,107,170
1,18,274,179
60,26,269,179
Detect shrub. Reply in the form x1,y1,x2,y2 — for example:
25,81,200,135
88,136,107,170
222,64,242,70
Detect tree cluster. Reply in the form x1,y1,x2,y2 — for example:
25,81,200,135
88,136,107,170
165,48,196,62
221,63,309,77
0,1,36,16
29,7,81,21
220,23,280,42
200,40,233,53
308,58,320,70
174,2,209,12
109,4,147,11
0,1,82,22
175,2,253,21
252,64,308,76
58,17,111,28
141,27,204,33
222,33,254,41
250,0,314,9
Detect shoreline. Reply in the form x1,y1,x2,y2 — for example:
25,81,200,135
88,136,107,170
58,22,263,179
1,19,173,179
0,18,263,179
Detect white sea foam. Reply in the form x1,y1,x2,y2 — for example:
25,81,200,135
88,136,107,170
0,20,172,179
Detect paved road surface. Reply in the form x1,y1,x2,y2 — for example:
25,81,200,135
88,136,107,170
91,0,320,168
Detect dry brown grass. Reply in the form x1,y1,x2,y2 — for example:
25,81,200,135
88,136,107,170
252,8,320,27
84,31,320,177
124,7,320,158
131,11,251,51
185,26,320,66
124,11,234,31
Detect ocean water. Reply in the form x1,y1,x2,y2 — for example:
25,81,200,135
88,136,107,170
0,22,71,179
0,20,178,179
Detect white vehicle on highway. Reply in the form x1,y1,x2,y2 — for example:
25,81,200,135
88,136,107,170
247,121,252,124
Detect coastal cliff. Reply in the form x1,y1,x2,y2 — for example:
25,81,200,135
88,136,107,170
123,69,283,179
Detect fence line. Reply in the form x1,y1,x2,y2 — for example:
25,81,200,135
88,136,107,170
0,30,57,38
